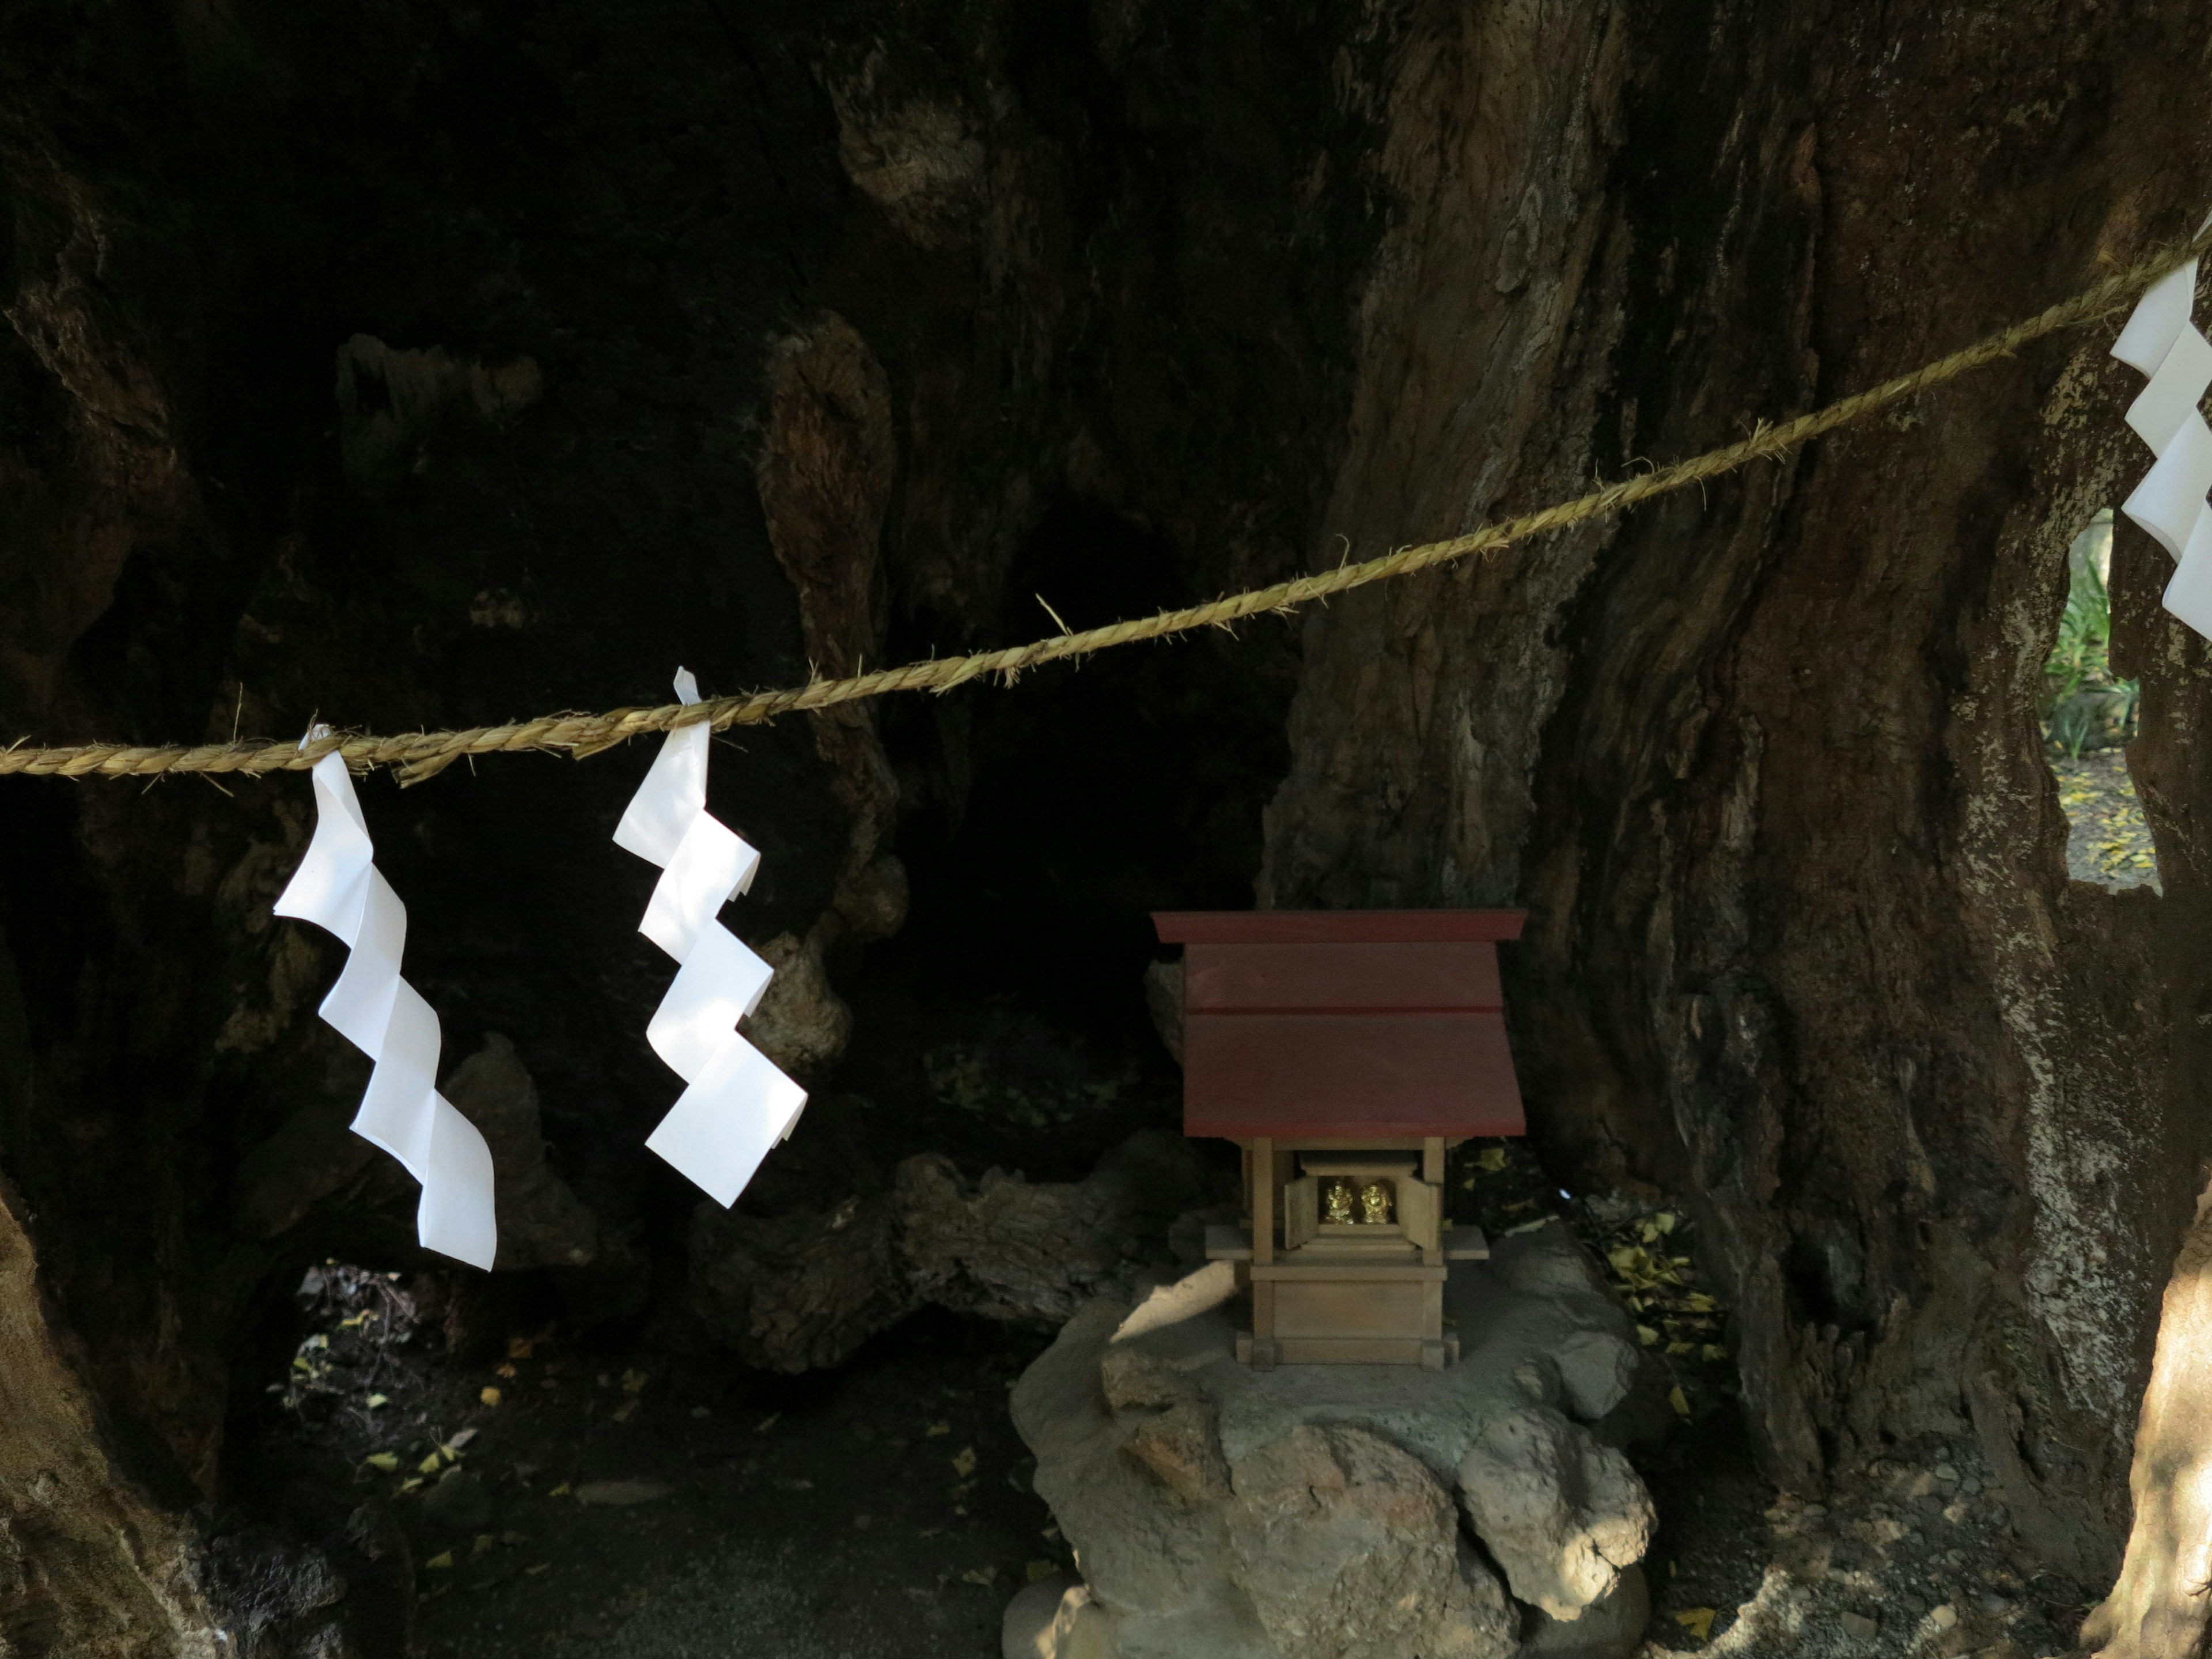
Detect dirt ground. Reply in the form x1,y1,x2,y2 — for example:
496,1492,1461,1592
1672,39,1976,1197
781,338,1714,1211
2052,747,2159,892
237,1142,2090,1657
243,1275,1065,1659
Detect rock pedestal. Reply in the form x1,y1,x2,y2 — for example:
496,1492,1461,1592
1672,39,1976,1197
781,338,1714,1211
1005,1222,1658,1659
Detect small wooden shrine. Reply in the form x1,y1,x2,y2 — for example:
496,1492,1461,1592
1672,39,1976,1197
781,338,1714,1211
1152,909,1528,1370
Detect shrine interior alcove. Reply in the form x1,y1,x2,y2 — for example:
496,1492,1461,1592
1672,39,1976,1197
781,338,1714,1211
7,5,2212,1659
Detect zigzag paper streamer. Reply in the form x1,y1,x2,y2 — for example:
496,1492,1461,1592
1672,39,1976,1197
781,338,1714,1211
273,737,497,1268
614,669,806,1206
2114,224,2212,639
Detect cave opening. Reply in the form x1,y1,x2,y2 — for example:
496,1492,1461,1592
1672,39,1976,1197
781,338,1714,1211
838,492,1295,1180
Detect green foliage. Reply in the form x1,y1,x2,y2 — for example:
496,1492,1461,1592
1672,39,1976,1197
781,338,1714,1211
2042,552,2139,757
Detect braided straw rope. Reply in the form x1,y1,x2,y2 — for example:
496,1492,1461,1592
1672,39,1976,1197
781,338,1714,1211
9,218,2211,784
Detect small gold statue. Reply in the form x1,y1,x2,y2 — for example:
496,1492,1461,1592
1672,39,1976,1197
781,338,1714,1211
1358,1181,1395,1226
1323,1178,1357,1224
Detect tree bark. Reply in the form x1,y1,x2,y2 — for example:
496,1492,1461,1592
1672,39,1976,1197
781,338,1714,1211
6,0,2212,1648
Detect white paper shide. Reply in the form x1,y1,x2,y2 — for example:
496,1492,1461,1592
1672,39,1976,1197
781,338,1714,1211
274,740,497,1269
2114,233,2212,640
613,669,805,1206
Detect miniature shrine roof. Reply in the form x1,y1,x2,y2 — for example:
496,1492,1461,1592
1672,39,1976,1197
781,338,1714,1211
1153,910,1528,1142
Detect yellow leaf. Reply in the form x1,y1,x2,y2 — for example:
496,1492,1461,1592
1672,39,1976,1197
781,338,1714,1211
620,1369,649,1395
507,1336,535,1361
1654,1212,1677,1234
363,1452,400,1471
1702,1344,1728,1363
396,1478,423,1495
960,1566,998,1588
525,1563,550,1576
611,1400,638,1422
424,1552,453,1571
1475,1148,1507,1172
952,1446,978,1478
1673,1607,1717,1642
1637,1325,1660,1346
548,1482,571,1497
1026,1559,1060,1584
480,1387,502,1408
1669,1386,1691,1418
495,1363,518,1379
418,1452,444,1475
365,1393,390,1410
1665,1342,1693,1356
471,1533,495,1558
755,1412,781,1434
926,1421,952,1438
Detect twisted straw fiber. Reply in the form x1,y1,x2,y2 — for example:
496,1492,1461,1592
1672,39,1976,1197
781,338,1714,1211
8,219,2210,784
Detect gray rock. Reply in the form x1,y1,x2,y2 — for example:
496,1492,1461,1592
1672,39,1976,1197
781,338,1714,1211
1008,1224,1656,1659
420,1468,491,1535
899,1129,1207,1327
690,1130,1209,1370
1142,961,1184,1063
1005,1578,1122,1659
1514,1565,1647,1659
1228,1424,1514,1659
442,1034,606,1272
690,1185,914,1373
1457,1407,1654,1619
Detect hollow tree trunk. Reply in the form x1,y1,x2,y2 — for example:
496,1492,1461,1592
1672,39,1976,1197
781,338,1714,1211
5,0,2212,1652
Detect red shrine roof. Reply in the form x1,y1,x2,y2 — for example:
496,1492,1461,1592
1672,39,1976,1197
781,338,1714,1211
1153,910,1528,1142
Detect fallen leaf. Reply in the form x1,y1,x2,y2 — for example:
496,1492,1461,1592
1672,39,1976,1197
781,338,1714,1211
418,1452,445,1475
620,1369,650,1394
960,1566,998,1588
364,1453,400,1472
547,1482,571,1498
1025,1560,1059,1584
1637,1325,1660,1347
471,1534,495,1559
1673,1607,1717,1642
611,1399,638,1423
495,1363,518,1380
480,1387,503,1408
951,1446,978,1478
1475,1148,1506,1172
507,1336,535,1361
524,1563,550,1577
1702,1344,1727,1363
396,1478,423,1495
365,1393,391,1410
755,1412,781,1435
446,1429,479,1451
925,1421,952,1438
1669,1386,1691,1418
1503,1218,1553,1236
573,1479,673,1507
423,1552,454,1572
1665,1342,1693,1357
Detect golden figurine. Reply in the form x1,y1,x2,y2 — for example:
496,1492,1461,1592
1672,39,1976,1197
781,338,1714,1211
1323,1178,1357,1225
1359,1181,1395,1226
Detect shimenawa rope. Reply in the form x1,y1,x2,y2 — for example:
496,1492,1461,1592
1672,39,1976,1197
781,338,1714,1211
8,218,2210,785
